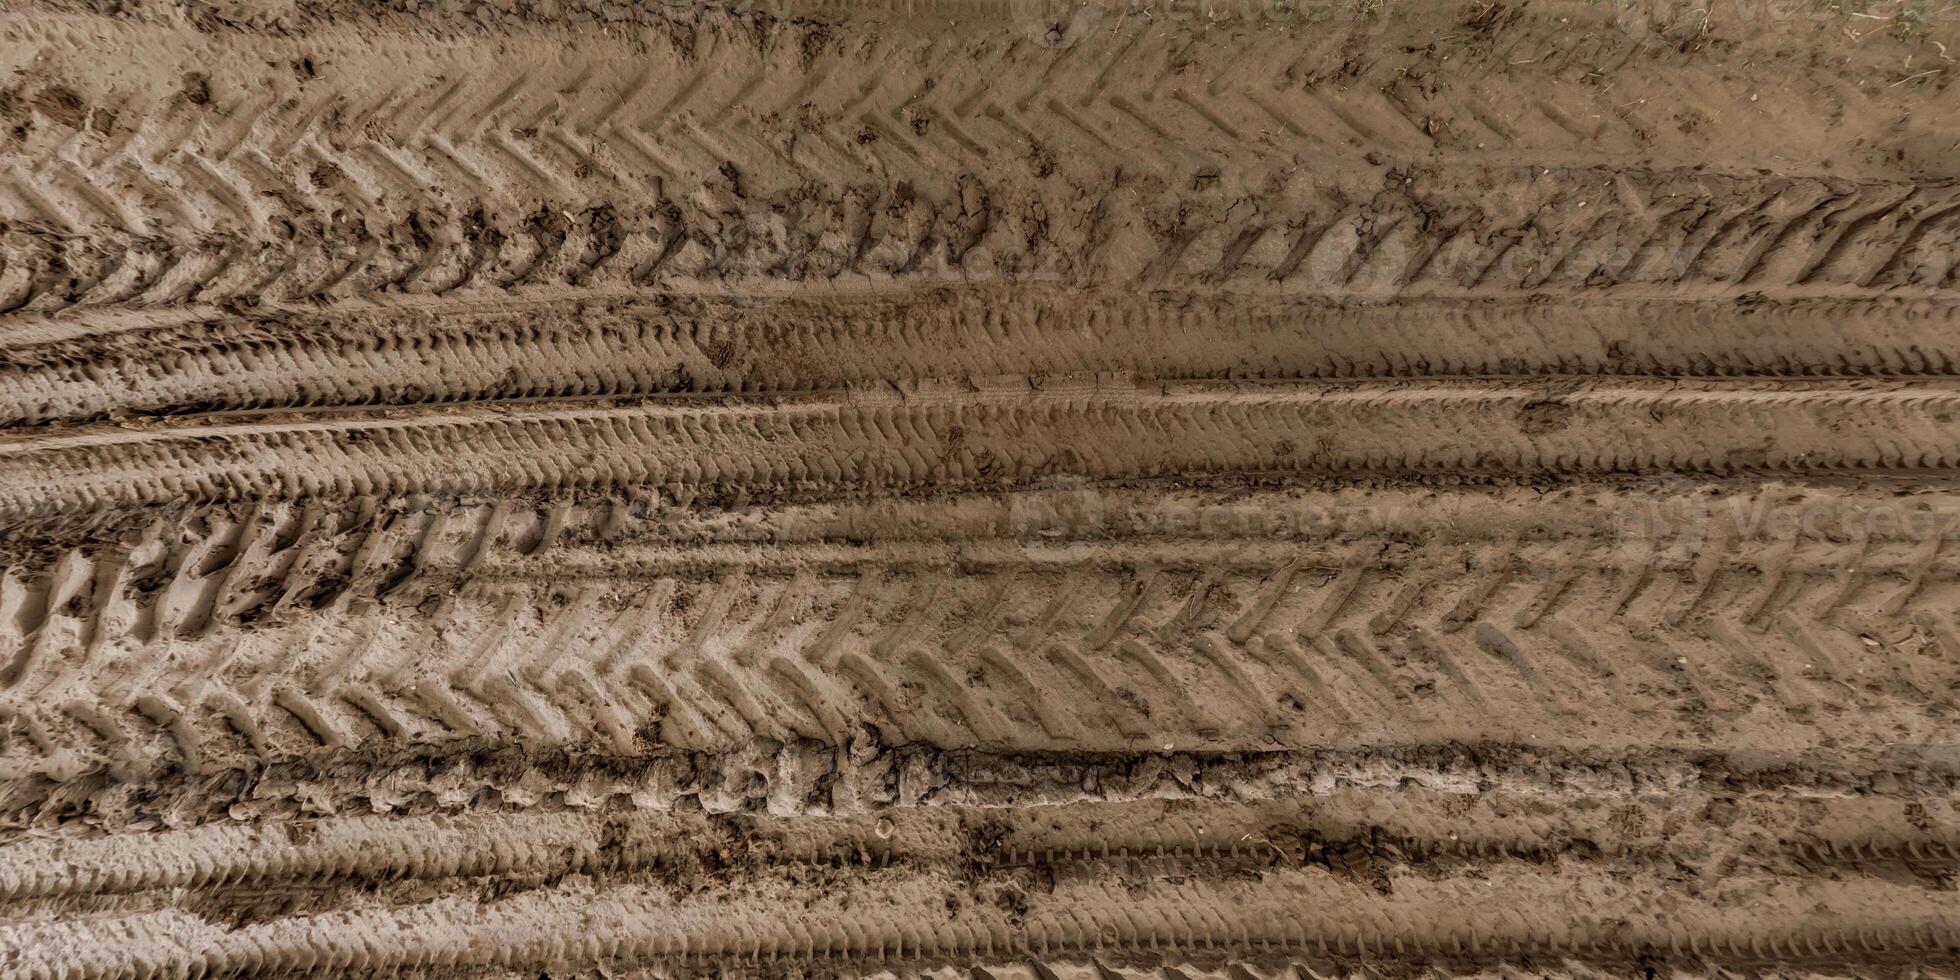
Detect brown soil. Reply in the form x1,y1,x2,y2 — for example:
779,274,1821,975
1,0,1959,976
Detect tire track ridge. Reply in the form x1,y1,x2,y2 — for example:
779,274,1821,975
9,382,1960,516
8,519,1960,774
2,168,1955,317
4,869,1957,979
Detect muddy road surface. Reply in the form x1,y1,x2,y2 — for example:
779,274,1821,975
2,0,1959,976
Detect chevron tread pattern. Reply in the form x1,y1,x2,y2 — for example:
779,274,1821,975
0,12,1955,315
4,486,1958,778
3,5,1960,974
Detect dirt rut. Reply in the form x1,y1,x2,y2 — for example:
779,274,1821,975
2,1,1959,976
